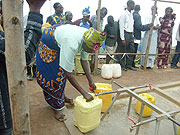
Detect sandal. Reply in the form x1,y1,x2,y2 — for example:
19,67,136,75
55,112,67,122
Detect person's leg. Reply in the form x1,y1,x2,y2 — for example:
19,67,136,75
171,41,180,68
115,41,126,70
106,46,113,64
27,66,31,75
42,91,67,121
0,128,13,135
163,41,171,68
106,55,111,64
114,41,121,64
27,66,33,81
32,64,36,78
157,44,164,68
163,46,170,68
90,55,95,73
126,33,136,71
119,45,126,70
54,110,67,122
132,43,138,68
64,96,74,105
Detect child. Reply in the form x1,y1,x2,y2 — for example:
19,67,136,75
65,11,73,24
104,15,118,64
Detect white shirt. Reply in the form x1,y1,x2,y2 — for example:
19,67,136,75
119,9,134,40
144,15,160,26
176,23,180,42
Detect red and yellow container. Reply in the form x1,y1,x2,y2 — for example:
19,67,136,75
135,93,155,117
95,83,112,112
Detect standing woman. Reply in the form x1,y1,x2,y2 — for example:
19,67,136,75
157,7,175,69
46,2,65,25
72,7,92,29
141,6,160,69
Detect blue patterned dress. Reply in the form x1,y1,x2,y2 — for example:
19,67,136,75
36,25,67,110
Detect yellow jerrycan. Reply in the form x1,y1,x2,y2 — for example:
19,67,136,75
74,93,102,133
95,83,112,112
136,93,155,117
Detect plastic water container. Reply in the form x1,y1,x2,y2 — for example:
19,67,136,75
95,83,112,112
74,94,102,133
112,64,121,78
101,64,113,79
135,93,155,117
178,127,180,135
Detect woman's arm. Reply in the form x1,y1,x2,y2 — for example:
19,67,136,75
80,59,96,92
63,69,94,102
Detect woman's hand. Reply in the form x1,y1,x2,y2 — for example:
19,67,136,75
26,0,46,13
83,92,94,102
153,25,160,30
109,35,116,39
89,83,96,93
121,40,126,46
63,69,94,102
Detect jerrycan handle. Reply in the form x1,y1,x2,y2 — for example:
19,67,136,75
89,85,99,94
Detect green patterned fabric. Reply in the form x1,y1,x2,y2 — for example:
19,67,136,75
83,28,106,50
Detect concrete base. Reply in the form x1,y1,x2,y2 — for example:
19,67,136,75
64,82,180,135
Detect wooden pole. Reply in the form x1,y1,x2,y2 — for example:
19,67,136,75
2,0,31,134
152,0,180,4
143,0,158,70
94,0,101,75
49,0,52,15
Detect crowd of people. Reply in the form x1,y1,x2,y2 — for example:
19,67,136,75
114,1,179,71
42,0,180,72
0,0,180,134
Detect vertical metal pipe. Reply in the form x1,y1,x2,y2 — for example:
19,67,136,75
172,116,178,135
154,120,161,135
127,96,132,116
135,104,145,135
101,92,121,121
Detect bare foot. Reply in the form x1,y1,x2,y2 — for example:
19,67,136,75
54,110,67,122
64,96,74,105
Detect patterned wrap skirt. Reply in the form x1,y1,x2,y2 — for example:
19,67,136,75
36,24,67,110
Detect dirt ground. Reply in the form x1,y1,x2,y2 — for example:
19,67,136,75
27,67,180,135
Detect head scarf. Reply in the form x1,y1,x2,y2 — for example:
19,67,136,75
65,11,72,16
82,6,90,16
83,28,106,51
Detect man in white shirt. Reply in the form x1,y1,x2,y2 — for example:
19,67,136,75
171,23,180,68
116,0,136,71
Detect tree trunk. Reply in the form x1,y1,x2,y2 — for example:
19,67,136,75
2,0,31,134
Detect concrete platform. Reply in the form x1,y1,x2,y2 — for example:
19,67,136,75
64,82,180,135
